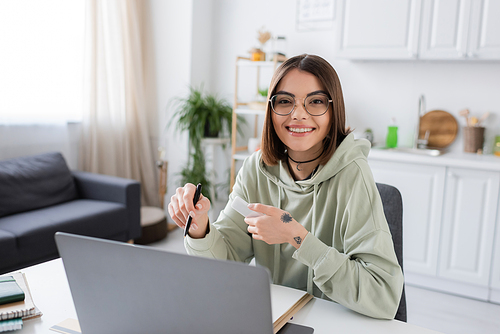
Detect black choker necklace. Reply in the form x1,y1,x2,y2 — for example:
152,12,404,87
287,151,323,171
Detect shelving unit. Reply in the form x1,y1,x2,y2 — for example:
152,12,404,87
229,56,282,190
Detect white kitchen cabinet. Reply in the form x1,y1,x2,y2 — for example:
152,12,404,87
468,0,500,59
419,0,472,59
336,0,500,60
490,195,500,304
335,0,422,59
369,150,500,301
438,168,499,290
368,160,446,277
420,0,500,60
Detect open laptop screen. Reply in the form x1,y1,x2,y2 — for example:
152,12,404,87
55,232,274,334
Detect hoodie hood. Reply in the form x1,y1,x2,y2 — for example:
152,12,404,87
259,133,371,193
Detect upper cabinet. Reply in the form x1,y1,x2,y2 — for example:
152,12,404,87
335,0,500,60
336,0,422,59
419,0,471,59
468,0,500,59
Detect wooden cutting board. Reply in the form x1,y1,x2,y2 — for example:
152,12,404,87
419,110,458,148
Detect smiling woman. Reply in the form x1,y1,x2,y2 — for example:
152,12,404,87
269,69,332,179
0,0,85,124
261,55,348,176
168,54,405,321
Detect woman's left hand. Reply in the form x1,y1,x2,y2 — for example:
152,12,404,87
244,203,308,249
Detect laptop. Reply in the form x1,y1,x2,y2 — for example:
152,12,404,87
55,232,274,334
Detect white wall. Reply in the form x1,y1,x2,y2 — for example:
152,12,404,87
4,0,497,211
209,0,500,153
150,0,500,215
150,0,232,218
191,0,214,89
150,0,194,206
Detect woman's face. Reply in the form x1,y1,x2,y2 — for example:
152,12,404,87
271,69,331,159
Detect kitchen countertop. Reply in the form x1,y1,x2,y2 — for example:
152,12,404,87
369,147,500,172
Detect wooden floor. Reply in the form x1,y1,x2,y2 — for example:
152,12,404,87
150,226,500,334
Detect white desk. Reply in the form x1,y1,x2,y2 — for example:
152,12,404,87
13,259,440,333
12,259,77,333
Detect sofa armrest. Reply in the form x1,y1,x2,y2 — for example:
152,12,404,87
71,170,141,239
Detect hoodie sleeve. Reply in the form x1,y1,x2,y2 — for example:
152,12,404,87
292,161,404,320
184,205,255,263
184,157,256,263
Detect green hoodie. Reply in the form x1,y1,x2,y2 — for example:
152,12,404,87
185,133,404,319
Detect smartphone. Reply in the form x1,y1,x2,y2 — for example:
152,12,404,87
231,196,264,218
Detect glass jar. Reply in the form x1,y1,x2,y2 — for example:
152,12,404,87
494,136,500,157
271,36,287,61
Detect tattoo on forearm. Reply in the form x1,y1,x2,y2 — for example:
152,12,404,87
281,213,292,223
294,236,302,245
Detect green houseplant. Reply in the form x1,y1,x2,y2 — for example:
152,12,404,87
169,86,244,201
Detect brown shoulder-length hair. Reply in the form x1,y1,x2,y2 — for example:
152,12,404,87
261,54,351,166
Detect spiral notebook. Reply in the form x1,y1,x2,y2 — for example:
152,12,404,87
0,272,37,321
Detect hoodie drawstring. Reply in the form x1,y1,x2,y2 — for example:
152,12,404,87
272,178,320,297
273,186,283,283
306,183,318,295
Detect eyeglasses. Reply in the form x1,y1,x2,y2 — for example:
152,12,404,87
269,93,332,116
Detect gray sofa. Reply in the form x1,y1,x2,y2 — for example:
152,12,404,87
0,152,141,274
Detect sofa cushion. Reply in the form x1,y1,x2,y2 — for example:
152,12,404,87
0,152,77,218
0,199,128,262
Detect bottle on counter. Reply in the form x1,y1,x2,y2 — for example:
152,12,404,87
386,118,398,148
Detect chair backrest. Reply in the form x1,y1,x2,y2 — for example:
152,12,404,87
376,183,407,322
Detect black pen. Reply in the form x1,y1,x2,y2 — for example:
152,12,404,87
184,183,202,237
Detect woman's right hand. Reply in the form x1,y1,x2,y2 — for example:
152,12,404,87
167,183,211,238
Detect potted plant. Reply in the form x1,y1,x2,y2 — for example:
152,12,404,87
169,86,244,201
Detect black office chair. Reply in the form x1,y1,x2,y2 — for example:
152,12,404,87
376,183,407,322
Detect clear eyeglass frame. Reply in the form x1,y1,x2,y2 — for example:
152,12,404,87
268,93,333,116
